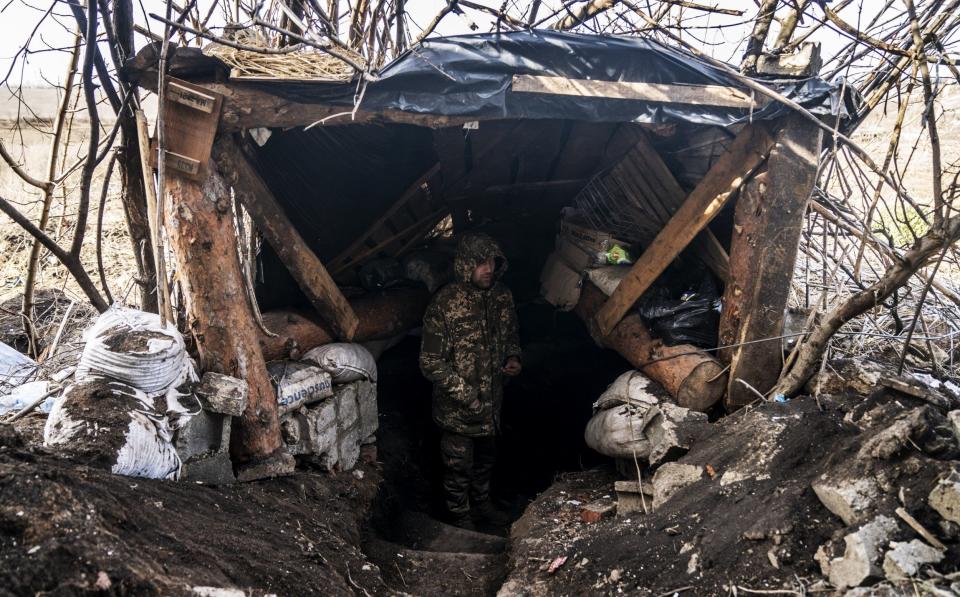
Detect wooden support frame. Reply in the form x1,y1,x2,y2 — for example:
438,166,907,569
214,136,360,340
593,123,775,337
719,114,822,409
327,162,443,275
512,74,765,109
620,129,731,283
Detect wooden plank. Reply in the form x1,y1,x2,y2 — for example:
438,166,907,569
133,109,173,325
157,76,223,181
594,123,775,337
167,80,216,113
512,75,764,109
214,136,360,341
609,128,731,283
326,162,441,272
718,114,823,409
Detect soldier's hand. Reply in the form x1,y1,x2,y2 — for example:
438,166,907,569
502,356,522,377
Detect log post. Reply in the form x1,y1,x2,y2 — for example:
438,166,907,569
259,286,431,361
719,114,822,409
213,136,360,340
163,169,286,470
576,282,726,412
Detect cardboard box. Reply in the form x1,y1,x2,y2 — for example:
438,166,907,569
559,217,629,254
555,234,603,272
540,252,582,311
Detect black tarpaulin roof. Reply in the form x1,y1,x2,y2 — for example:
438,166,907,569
135,30,857,128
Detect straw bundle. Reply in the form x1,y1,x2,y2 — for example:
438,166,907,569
204,31,364,82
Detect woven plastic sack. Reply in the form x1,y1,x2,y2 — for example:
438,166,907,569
75,305,197,396
44,379,199,479
302,343,377,384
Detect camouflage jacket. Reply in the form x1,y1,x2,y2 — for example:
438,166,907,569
419,233,521,437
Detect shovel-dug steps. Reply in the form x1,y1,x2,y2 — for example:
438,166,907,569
364,509,508,596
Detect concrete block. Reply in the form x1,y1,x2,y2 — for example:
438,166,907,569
176,410,228,460
929,474,960,525
882,540,944,580
614,480,650,515
279,380,378,472
236,451,295,482
176,410,235,485
581,500,616,523
812,475,880,526
826,515,898,589
652,463,703,509
356,380,378,440
194,372,247,417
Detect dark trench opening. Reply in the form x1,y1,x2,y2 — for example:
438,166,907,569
248,118,735,591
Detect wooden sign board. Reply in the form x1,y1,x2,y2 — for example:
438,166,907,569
148,76,224,181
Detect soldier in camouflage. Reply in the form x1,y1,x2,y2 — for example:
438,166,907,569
420,232,522,529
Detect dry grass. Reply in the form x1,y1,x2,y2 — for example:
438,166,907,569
203,31,364,81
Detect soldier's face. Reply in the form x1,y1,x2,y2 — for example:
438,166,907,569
471,257,495,289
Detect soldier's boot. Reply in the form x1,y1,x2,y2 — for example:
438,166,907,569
450,513,477,531
472,500,512,526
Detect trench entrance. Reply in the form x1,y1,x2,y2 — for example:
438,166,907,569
364,303,629,595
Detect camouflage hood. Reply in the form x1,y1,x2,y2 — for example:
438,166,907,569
453,233,508,286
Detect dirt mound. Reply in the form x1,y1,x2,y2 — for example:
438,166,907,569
0,425,388,596
500,393,960,595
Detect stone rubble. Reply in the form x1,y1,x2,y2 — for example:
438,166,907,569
651,463,703,509
817,515,899,589
881,540,944,580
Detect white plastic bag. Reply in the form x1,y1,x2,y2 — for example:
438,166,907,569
0,341,38,392
303,343,377,383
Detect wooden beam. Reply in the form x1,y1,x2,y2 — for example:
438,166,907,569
326,162,442,273
512,75,765,109
593,123,775,337
259,286,431,360
213,136,360,341
719,114,821,409
207,82,480,132
575,281,726,412
133,109,173,324
620,128,731,283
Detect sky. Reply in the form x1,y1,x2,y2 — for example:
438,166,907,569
0,0,883,87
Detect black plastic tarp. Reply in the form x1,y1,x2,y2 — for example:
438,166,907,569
237,30,857,128
133,30,858,128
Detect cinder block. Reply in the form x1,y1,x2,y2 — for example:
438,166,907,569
194,372,247,417
175,410,235,484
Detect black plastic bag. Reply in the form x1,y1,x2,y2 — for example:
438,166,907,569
635,264,721,348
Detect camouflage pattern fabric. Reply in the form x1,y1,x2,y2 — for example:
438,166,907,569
419,232,522,437
440,431,497,516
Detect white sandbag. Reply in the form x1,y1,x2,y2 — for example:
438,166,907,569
0,341,38,392
75,305,197,396
267,360,333,414
303,343,377,383
44,379,197,480
584,371,708,466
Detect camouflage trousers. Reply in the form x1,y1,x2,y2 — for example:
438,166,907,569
440,431,497,517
